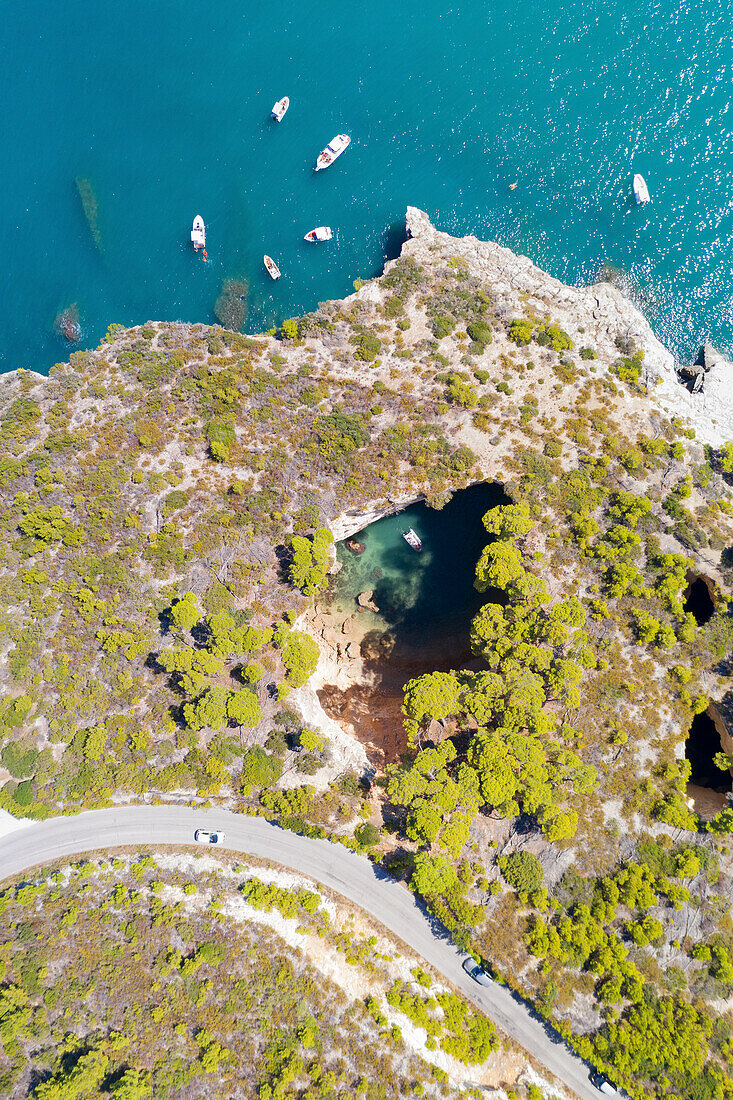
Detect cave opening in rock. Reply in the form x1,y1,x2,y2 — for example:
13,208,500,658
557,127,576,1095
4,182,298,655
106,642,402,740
686,709,732,793
317,481,508,766
684,574,715,626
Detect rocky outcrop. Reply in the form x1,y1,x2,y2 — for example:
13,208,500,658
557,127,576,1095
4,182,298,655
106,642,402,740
357,591,379,613
329,495,423,542
404,206,733,446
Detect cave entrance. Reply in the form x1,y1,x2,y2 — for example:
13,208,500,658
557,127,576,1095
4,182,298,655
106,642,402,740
317,481,507,766
684,573,715,626
686,707,732,818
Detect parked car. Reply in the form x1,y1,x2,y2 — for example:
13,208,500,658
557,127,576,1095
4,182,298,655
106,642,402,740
590,1070,618,1096
194,829,226,845
461,957,494,987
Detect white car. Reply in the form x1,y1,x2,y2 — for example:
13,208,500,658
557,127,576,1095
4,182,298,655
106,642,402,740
194,829,226,845
462,957,494,986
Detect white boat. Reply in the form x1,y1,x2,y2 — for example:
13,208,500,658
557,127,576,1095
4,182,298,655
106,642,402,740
263,254,281,280
315,134,351,171
304,226,333,242
402,528,423,552
190,215,206,250
271,96,289,122
633,174,650,205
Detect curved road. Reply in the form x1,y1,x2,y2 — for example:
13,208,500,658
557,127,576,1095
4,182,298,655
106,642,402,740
0,807,601,1100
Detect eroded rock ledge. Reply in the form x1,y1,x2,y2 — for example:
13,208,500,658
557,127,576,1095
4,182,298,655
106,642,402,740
400,206,733,446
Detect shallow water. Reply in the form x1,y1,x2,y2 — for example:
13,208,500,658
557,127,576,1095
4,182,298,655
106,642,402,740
319,482,505,763
6,0,733,374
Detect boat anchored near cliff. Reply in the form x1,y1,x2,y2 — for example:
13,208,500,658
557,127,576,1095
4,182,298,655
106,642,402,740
304,226,333,242
402,528,423,552
633,174,650,205
263,255,281,280
315,134,350,171
271,96,289,122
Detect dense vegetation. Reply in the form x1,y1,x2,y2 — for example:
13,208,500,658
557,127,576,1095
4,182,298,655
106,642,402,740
1,224,733,1098
0,852,511,1098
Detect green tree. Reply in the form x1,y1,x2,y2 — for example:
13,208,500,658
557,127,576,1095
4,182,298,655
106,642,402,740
401,672,462,734
289,528,334,596
169,592,200,632
110,1069,153,1099
34,1049,110,1099
482,502,533,539
299,728,324,752
240,746,283,789
19,505,83,547
474,540,525,593
280,630,320,687
183,685,230,732
226,689,262,728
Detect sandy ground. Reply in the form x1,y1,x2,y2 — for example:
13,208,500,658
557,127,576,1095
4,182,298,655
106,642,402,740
0,809,31,839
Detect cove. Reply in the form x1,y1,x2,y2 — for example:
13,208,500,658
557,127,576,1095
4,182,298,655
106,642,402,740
316,481,506,765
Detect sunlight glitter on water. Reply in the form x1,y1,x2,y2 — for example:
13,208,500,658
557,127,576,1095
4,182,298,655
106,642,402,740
4,0,733,371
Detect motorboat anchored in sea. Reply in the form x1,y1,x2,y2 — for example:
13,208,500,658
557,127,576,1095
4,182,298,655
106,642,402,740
633,173,650,205
263,255,281,280
190,215,206,251
315,134,350,171
271,96,289,122
402,528,423,552
304,226,333,242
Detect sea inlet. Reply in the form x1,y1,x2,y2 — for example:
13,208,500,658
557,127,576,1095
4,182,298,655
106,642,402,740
316,482,506,765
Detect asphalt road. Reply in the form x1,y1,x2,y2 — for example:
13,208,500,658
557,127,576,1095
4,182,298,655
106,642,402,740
0,806,604,1100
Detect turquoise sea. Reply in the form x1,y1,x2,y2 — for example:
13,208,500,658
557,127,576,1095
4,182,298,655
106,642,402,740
6,0,733,374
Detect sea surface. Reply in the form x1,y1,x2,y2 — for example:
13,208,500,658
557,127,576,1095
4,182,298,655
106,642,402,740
6,0,733,374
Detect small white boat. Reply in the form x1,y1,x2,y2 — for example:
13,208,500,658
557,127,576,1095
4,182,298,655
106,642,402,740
263,254,281,280
315,134,351,171
190,215,206,250
633,174,650,205
271,96,289,122
304,226,333,242
402,528,423,552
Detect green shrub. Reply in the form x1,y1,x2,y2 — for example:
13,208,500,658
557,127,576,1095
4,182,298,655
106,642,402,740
614,351,644,387
498,851,544,896
351,332,381,361
430,316,455,339
466,320,492,346
509,318,533,346
280,318,300,339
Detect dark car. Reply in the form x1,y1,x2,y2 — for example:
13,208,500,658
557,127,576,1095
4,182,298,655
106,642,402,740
590,1070,618,1096
461,957,494,987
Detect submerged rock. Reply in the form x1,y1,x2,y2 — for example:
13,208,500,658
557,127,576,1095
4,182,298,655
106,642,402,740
357,590,379,613
74,177,102,251
54,303,81,343
214,278,248,331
